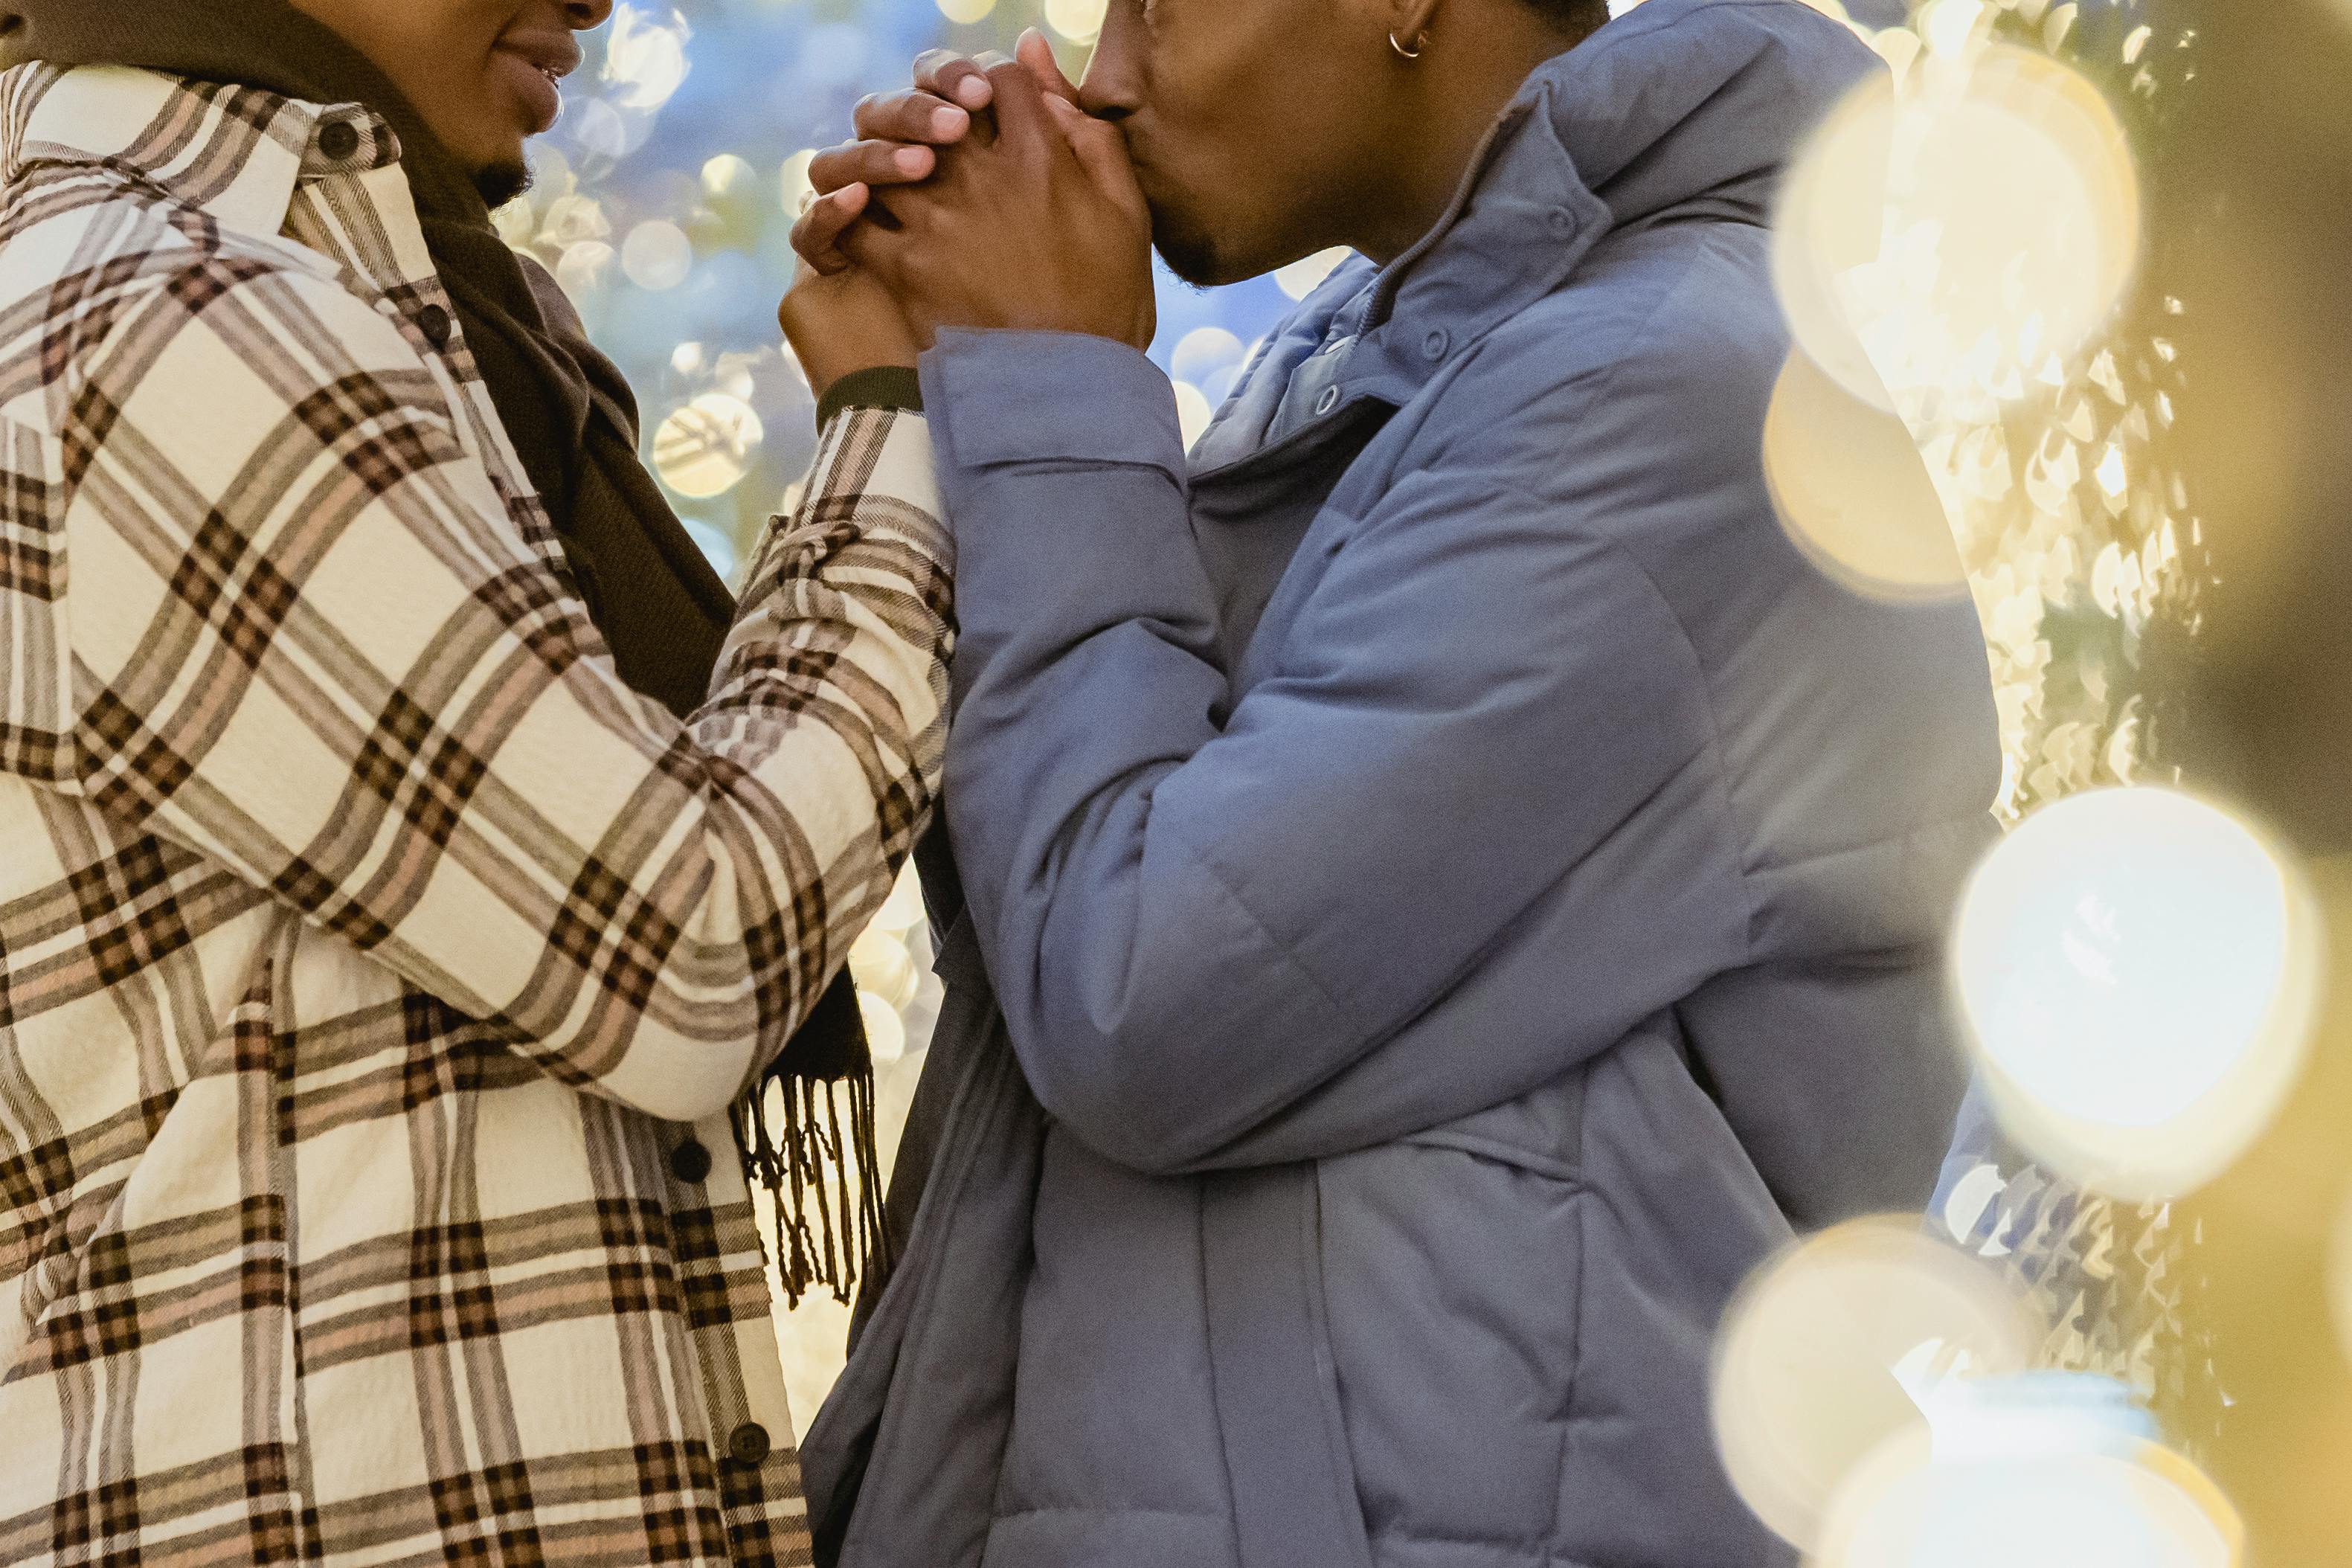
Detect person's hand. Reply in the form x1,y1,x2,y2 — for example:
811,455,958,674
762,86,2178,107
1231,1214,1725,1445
828,58,1155,352
777,257,919,400
791,31,1076,277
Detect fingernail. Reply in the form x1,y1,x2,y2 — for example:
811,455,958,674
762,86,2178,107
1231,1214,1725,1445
895,146,931,176
931,105,967,138
957,76,992,108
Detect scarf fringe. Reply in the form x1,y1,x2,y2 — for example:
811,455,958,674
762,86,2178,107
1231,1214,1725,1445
733,1065,890,1309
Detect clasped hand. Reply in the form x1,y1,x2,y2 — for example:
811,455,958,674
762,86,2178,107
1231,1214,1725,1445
777,32,1157,399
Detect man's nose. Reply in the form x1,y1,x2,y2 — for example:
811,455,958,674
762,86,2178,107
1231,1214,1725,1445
1077,1,1145,120
564,0,615,30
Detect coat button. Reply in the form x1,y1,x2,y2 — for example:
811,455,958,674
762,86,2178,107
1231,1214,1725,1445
727,1422,772,1466
1314,385,1340,417
669,1139,712,1183
1547,209,1577,240
416,305,453,349
318,121,361,161
1424,328,1451,361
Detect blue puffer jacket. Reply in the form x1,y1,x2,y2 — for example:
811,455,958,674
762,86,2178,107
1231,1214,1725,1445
806,4,2002,1564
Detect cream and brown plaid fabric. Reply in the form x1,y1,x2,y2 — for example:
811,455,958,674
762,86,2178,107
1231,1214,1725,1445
0,65,952,1567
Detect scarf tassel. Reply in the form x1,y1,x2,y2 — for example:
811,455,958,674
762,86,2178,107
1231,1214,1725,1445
733,1064,890,1309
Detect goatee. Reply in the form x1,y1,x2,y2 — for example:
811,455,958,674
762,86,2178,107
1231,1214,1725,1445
476,159,532,212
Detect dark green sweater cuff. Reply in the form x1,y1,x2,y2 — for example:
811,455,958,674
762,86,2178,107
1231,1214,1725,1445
816,367,924,428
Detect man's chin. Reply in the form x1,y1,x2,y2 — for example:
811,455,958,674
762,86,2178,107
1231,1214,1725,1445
475,157,533,211
1148,208,1227,291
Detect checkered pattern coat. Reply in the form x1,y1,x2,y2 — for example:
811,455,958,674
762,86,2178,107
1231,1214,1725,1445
0,65,952,1567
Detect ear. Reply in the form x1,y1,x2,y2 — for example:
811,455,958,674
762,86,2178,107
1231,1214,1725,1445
1386,0,1444,59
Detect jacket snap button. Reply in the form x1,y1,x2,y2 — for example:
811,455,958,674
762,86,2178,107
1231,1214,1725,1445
318,121,361,161
1548,209,1576,239
416,305,453,349
1424,329,1450,361
727,1422,772,1466
1314,386,1340,417
669,1140,712,1183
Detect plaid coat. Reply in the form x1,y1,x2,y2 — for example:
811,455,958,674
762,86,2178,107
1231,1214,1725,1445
0,65,951,1568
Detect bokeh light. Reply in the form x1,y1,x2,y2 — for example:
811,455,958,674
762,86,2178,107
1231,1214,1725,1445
2333,1190,2352,1373
604,4,693,112
859,990,910,1064
1712,1218,2035,1552
1174,382,1213,452
1952,788,2322,1199
936,0,999,21
556,239,617,300
653,392,765,497
622,219,694,292
701,152,756,199
1775,44,2141,414
781,149,818,216
1043,0,1106,43
871,861,928,936
1275,246,1352,302
1761,346,1969,598
850,924,922,1012
1818,1424,2240,1568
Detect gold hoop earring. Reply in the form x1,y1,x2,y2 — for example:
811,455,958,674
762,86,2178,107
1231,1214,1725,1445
1389,29,1427,60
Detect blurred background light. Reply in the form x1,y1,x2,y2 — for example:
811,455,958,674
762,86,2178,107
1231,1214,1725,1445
1816,1421,2240,1568
1274,245,1352,302
1774,44,2141,415
1043,0,1107,44
622,218,695,291
1173,381,1213,452
1762,345,1970,598
2333,1191,2352,1372
858,990,910,1064
1951,787,2323,1200
1711,1218,2035,1552
653,391,765,497
604,4,693,112
850,923,922,1012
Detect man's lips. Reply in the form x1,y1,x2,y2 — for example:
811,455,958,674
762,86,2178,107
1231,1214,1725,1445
492,33,582,135
496,30,584,80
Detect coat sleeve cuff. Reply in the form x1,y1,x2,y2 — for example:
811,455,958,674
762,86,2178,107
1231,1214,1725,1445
920,330,1185,482
815,365,925,429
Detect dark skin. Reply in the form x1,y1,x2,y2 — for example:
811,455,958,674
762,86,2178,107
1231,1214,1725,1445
782,0,1605,385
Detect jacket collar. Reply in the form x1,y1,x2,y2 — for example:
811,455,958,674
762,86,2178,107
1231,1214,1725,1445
1203,0,1880,465
0,64,407,260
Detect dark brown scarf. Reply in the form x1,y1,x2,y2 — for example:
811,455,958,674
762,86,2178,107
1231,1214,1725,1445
1,0,884,1306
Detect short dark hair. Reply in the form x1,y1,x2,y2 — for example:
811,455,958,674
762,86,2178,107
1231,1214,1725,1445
1527,0,1614,37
